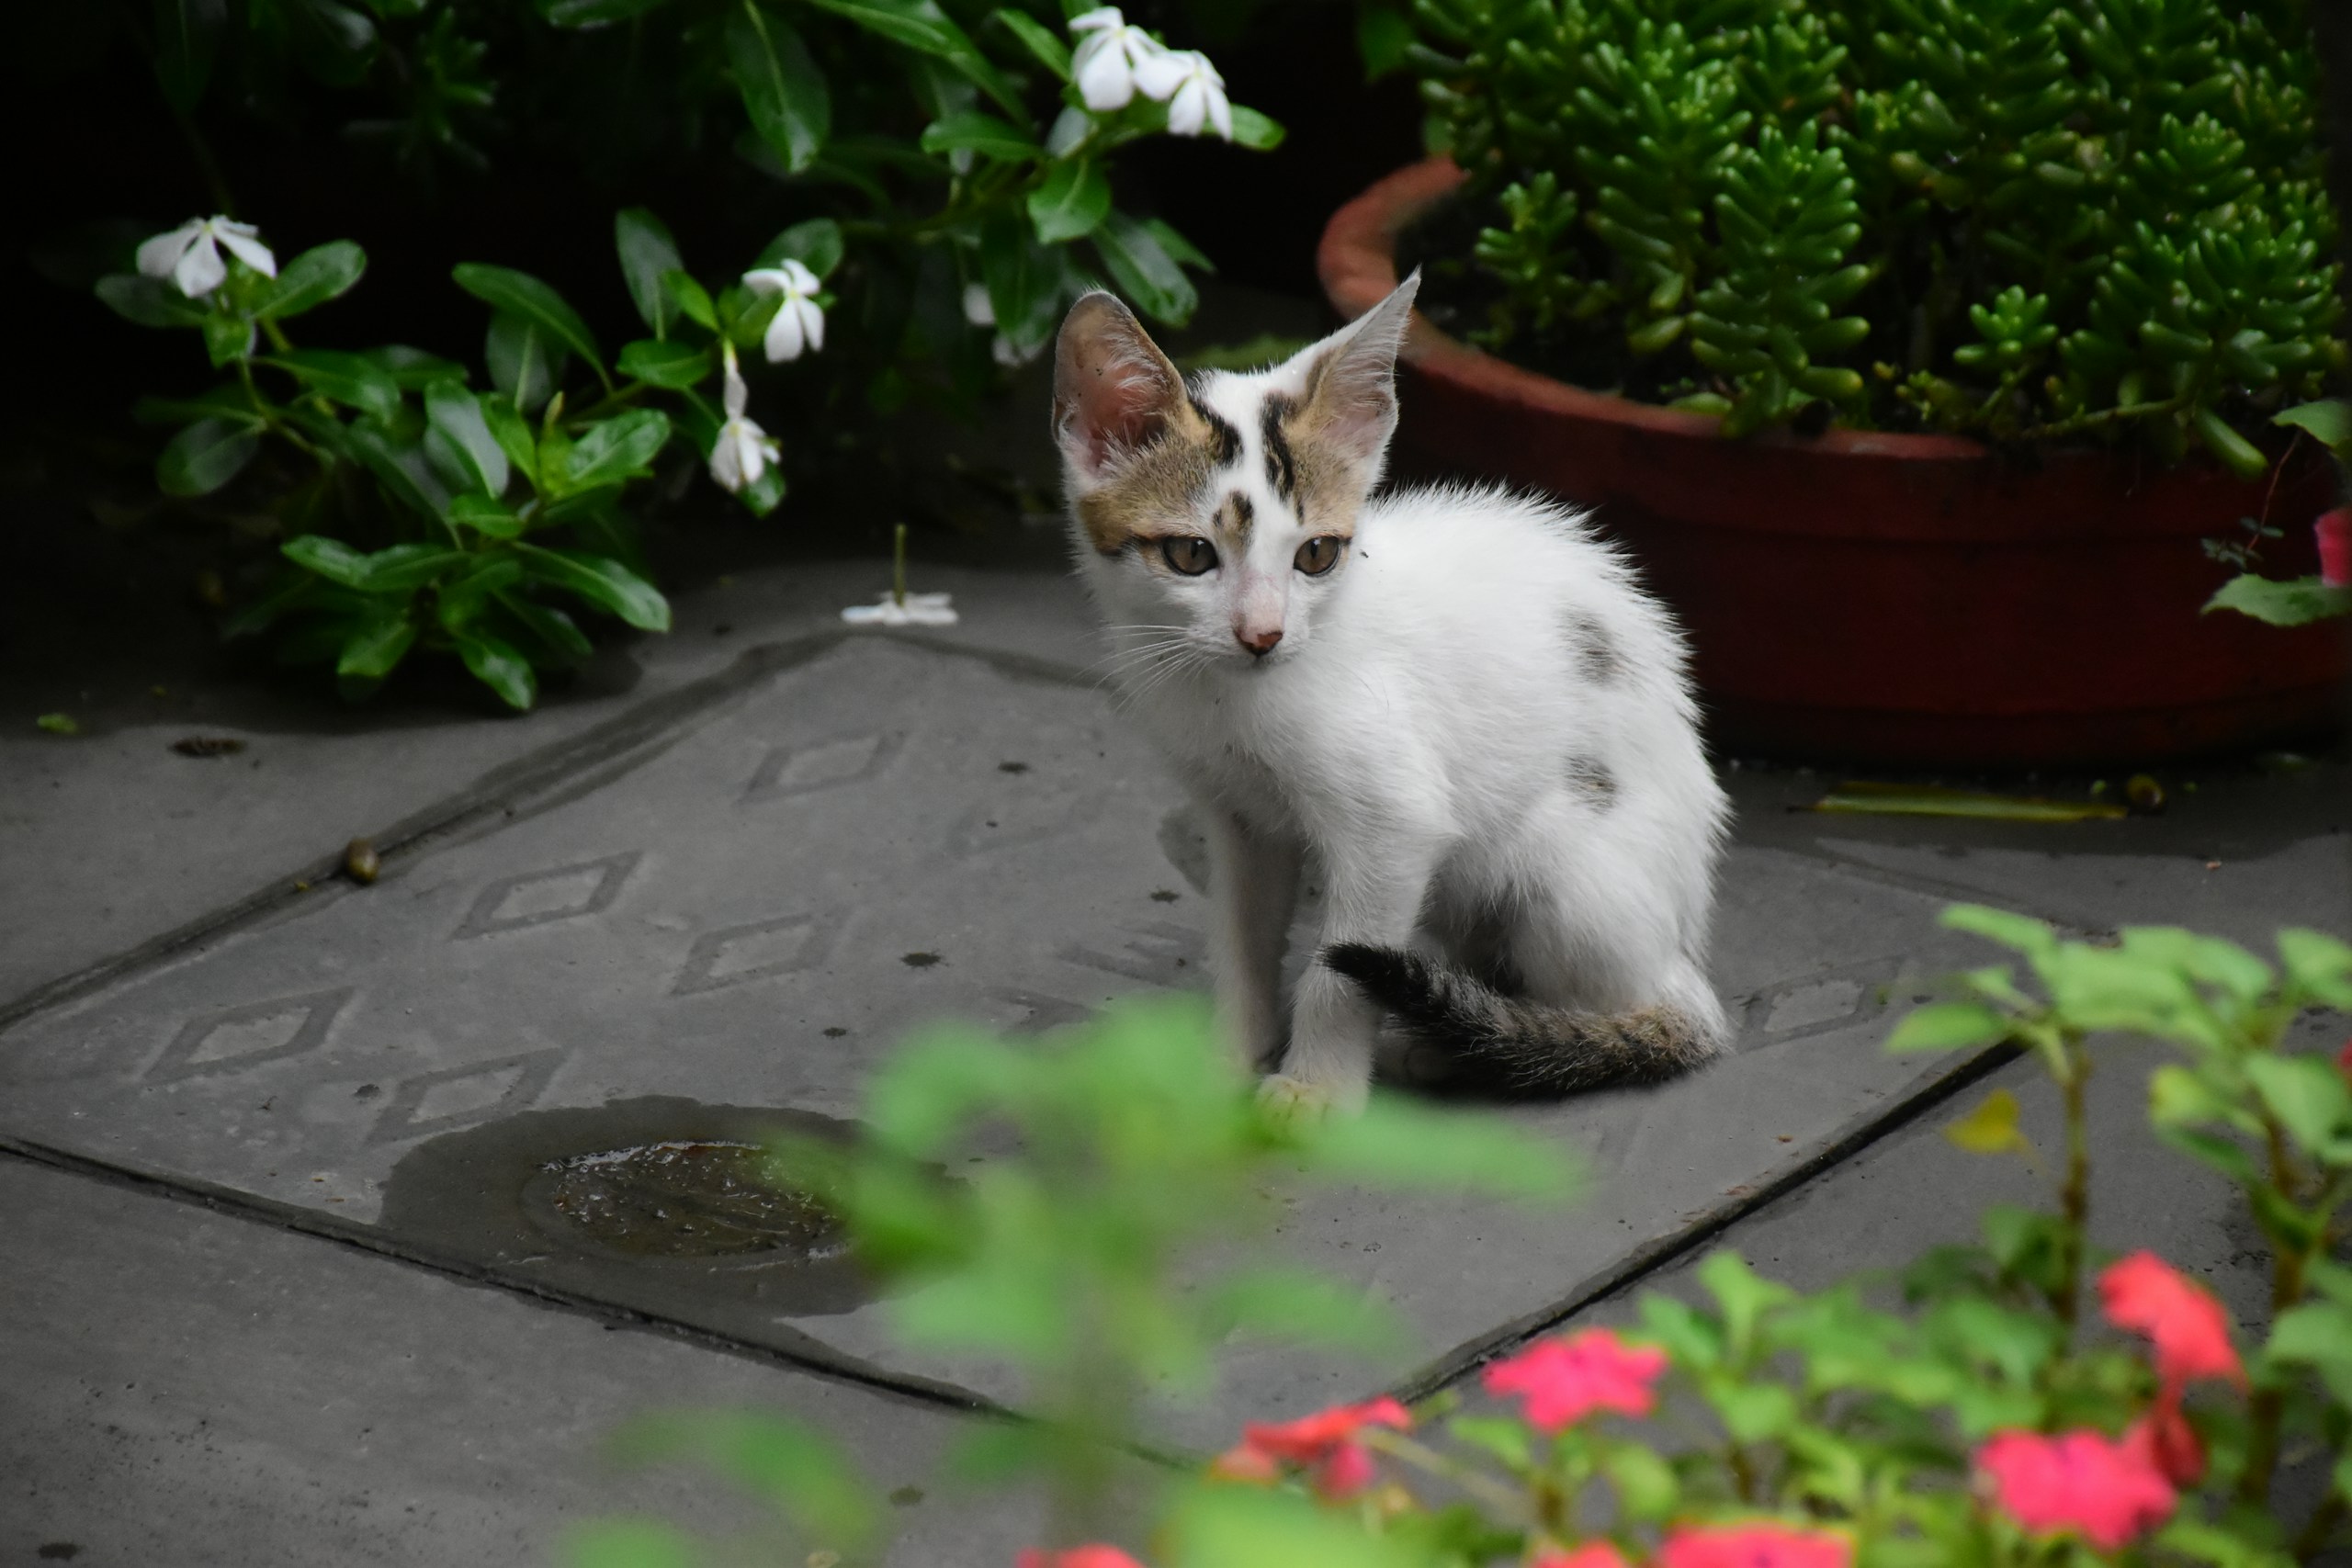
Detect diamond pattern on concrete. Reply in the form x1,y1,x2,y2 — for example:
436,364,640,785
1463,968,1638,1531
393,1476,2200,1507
669,911,844,997
367,1049,563,1145
143,987,353,1085
742,733,903,803
453,852,640,939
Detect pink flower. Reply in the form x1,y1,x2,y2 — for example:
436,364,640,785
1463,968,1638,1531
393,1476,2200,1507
2125,1392,2206,1486
2317,506,2351,588
1227,1395,1411,1499
1976,1428,2177,1550
1533,1545,1634,1568
1017,1549,1148,1568
2098,1252,2244,1388
1657,1523,1850,1568
1482,1329,1668,1432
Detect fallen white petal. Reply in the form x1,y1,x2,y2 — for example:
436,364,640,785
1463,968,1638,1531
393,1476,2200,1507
841,592,958,626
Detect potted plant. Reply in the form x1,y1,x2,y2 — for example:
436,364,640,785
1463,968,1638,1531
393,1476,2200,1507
1317,0,2349,764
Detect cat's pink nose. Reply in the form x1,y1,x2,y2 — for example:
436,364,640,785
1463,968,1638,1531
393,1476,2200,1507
1236,626,1283,656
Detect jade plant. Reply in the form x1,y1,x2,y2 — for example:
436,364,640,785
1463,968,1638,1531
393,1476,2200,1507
571,908,2352,1568
1404,0,2344,458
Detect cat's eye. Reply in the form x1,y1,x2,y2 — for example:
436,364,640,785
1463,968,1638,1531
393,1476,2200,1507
1160,536,1218,575
1294,536,1344,576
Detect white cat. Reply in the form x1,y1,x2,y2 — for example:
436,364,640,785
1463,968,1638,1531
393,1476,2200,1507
1052,273,1731,1113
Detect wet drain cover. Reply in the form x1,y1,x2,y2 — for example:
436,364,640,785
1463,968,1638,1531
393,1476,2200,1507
524,1140,848,1260
380,1097,880,1319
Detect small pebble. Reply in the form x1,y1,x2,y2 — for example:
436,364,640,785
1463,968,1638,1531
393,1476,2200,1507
345,838,380,886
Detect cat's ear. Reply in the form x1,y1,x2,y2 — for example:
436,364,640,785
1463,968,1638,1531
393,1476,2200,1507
1295,269,1419,469
1053,291,1190,485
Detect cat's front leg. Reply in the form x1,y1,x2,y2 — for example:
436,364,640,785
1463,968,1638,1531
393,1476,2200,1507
1199,805,1303,1073
1267,831,1444,1116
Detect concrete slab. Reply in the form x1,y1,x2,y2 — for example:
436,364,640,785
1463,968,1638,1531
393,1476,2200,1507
0,1155,1060,1568
0,612,2161,1447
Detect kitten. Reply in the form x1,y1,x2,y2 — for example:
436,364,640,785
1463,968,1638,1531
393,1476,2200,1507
1051,273,1732,1114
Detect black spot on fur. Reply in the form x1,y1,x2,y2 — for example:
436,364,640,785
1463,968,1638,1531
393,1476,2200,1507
1563,612,1625,683
1322,943,1714,1099
1565,756,1617,807
1260,392,1298,499
1193,398,1241,466
1227,491,1255,536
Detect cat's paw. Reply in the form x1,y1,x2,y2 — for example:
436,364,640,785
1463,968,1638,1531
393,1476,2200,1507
1256,1070,1368,1125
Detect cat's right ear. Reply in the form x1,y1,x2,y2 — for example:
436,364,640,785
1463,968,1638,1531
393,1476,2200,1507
1053,291,1188,486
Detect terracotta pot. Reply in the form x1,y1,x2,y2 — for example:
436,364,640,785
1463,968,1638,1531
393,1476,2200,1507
1317,157,2352,765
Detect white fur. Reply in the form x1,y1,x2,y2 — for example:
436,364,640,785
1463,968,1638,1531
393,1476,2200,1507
1059,297,1731,1111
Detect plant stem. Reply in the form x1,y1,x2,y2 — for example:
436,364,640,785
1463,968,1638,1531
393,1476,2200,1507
1360,1429,1533,1519
2055,1041,2092,1330
2239,1118,2308,1506
2293,1492,2346,1561
894,523,909,608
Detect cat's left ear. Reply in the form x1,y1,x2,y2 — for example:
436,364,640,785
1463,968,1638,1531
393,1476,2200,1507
1295,268,1420,470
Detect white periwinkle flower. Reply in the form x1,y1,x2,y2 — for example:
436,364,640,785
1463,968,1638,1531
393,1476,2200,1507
962,283,997,328
1069,6,1165,112
842,592,958,627
1133,48,1233,139
137,216,278,299
741,258,826,364
708,343,781,495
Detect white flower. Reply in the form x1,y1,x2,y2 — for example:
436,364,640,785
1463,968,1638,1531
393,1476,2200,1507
741,258,826,364
963,283,997,328
136,215,278,299
708,343,781,495
1069,6,1166,113
1133,48,1233,139
842,592,958,626
992,333,1044,368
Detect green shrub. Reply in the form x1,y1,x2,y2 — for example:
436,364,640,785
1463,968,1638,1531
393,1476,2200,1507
1405,0,2343,466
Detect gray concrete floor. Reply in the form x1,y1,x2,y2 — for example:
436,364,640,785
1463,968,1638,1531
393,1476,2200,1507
4,539,2347,1563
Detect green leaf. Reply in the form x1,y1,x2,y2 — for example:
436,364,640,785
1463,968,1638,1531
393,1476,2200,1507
1146,218,1214,274
35,713,80,736
2191,406,2270,480
609,1413,876,1551
1092,209,1196,325
1945,1089,2028,1155
154,0,227,113
1204,1267,1408,1357
281,535,374,588
485,310,567,414
662,269,718,331
1356,0,1411,80
801,0,1028,123
365,344,468,390
1227,105,1285,150
2278,929,2352,1010
254,241,367,321
979,211,1061,353
453,263,605,381
336,612,418,679
201,311,255,367
2244,1055,2352,1158
436,557,525,632
614,209,685,336
989,8,1069,80
451,493,526,538
1165,1483,1426,1568
754,218,845,279
2273,399,2352,452
345,423,454,520
564,411,672,490
727,1,831,175
424,380,512,496
481,398,538,485
1446,1415,1531,1472
265,349,402,422
539,0,672,25
357,543,471,593
2203,574,2352,626
562,1518,696,1568
1306,1093,1577,1202
1028,158,1111,243
617,339,711,389
1942,905,2059,961
2157,1125,2261,1185
455,632,538,710
921,111,1039,161
156,417,260,497
1886,1001,2010,1053
1602,1443,1679,1520
517,546,672,632
96,274,208,329
496,591,594,662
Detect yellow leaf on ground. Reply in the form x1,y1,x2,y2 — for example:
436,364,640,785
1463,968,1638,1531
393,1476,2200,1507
1946,1088,2026,1155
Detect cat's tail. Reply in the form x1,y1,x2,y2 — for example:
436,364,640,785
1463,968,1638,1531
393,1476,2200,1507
1321,942,1722,1096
